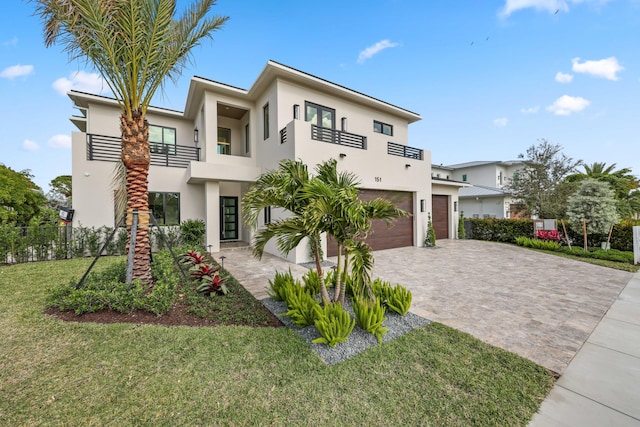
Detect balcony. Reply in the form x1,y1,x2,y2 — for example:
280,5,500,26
311,124,367,150
387,141,423,160
86,134,200,168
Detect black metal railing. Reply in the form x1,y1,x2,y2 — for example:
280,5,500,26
87,134,200,168
311,125,367,150
280,127,287,144
387,141,423,160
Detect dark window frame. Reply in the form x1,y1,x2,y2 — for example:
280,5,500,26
264,206,271,225
148,191,180,226
245,123,250,154
305,101,336,129
217,126,231,155
263,103,270,140
149,124,177,154
373,120,393,136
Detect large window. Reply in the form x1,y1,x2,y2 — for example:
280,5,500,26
149,192,180,225
373,120,393,136
217,127,231,155
305,101,335,129
149,125,176,154
263,103,270,140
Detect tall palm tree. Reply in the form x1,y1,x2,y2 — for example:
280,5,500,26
34,0,228,284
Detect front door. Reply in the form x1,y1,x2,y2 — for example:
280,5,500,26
220,197,238,240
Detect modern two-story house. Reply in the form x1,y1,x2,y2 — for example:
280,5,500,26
69,61,437,263
434,161,523,219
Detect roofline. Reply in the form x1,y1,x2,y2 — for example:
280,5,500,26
444,160,524,169
431,177,471,188
67,90,184,116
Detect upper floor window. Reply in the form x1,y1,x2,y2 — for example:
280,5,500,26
149,124,176,154
149,192,180,225
305,101,335,129
245,123,250,154
263,103,270,140
462,174,467,182
373,120,393,136
217,127,231,155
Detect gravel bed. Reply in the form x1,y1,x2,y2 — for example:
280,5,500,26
261,296,431,366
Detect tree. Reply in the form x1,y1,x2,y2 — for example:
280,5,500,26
566,162,640,219
566,179,620,249
0,165,47,226
35,0,228,284
506,139,582,218
47,174,72,208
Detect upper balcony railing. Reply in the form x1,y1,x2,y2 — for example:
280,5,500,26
311,125,367,150
87,134,199,168
387,141,423,160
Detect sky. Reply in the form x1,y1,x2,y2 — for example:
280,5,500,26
1,0,639,192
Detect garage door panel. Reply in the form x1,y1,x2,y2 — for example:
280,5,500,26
327,190,413,256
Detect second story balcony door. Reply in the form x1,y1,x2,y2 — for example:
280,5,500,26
217,127,231,155
305,102,335,130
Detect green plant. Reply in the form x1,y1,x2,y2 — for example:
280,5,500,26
312,303,355,348
267,269,297,301
353,296,388,343
371,279,412,316
282,285,319,328
301,268,320,296
469,218,534,243
424,212,436,247
458,211,466,239
180,219,206,247
515,237,561,251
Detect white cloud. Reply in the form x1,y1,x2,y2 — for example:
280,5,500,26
499,0,611,17
521,106,540,114
357,39,400,64
493,117,509,127
48,134,72,149
555,72,574,83
0,64,34,79
546,95,590,116
571,57,624,81
23,139,39,152
52,71,109,95
2,37,18,47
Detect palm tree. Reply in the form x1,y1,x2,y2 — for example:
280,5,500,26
35,0,228,284
242,159,333,304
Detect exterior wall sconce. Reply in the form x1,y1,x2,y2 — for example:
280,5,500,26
193,128,199,146
420,199,426,212
454,201,458,212
293,104,300,120
339,153,347,159
341,117,348,132
405,164,411,168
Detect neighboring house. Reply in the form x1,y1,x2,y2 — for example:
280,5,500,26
69,60,440,263
430,165,469,239
437,161,523,219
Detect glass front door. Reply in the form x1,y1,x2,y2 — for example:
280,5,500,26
220,197,238,240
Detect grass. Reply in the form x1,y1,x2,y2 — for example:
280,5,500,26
0,257,555,426
523,247,639,272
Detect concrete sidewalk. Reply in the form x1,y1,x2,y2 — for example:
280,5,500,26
529,271,640,426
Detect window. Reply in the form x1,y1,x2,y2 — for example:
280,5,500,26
149,192,180,225
264,206,271,224
263,103,269,139
462,174,467,182
305,101,335,129
245,123,250,154
373,120,393,136
217,127,231,155
149,125,176,154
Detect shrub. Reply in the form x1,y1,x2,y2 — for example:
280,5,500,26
371,279,412,316
282,285,319,328
458,211,466,240
267,269,297,301
353,296,388,343
469,218,534,243
424,213,436,247
180,219,206,247
558,246,634,263
312,303,355,348
515,237,561,251
302,269,320,296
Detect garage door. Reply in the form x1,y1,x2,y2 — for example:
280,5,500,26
327,190,413,256
432,195,449,239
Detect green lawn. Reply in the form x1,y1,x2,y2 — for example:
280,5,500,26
0,258,554,426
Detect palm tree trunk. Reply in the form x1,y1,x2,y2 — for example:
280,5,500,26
333,245,342,303
313,234,331,305
121,111,152,286
338,251,349,306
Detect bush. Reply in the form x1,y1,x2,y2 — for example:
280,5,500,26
312,303,355,348
282,285,320,328
353,296,388,343
558,246,634,263
267,269,297,301
371,279,412,316
180,219,206,247
469,218,534,243
515,237,561,251
301,269,321,296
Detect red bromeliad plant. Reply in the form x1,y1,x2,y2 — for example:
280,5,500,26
191,263,219,280
197,272,228,296
537,229,562,242
182,250,205,266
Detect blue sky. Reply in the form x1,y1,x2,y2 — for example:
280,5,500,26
2,0,639,191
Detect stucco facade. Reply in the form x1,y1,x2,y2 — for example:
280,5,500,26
69,61,436,263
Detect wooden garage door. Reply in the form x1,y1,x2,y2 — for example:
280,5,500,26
327,190,413,256
432,195,449,240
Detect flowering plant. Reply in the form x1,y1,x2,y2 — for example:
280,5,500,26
537,229,562,242
196,271,228,296
181,250,205,266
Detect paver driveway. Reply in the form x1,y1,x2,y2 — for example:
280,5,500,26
213,240,633,374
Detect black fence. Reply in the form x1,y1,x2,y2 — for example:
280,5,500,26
311,125,367,150
387,141,424,160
